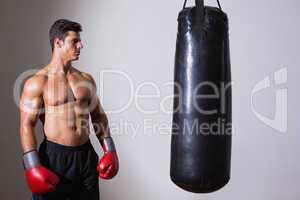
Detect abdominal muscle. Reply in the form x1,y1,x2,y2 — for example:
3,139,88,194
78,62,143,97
43,101,91,146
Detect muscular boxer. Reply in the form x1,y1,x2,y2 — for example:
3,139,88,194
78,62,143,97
19,19,119,200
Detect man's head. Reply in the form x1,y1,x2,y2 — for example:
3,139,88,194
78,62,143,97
49,19,83,61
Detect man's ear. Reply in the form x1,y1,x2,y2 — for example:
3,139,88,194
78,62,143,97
54,38,63,49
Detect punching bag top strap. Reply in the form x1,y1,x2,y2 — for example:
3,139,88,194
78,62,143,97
182,0,222,11
216,0,222,10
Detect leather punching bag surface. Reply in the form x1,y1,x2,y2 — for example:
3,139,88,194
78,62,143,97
170,0,232,193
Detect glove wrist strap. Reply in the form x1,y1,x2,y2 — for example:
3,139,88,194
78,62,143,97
23,150,41,170
101,137,116,152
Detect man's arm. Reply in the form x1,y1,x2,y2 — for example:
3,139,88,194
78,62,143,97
20,76,44,153
84,73,119,179
82,72,110,139
19,75,59,195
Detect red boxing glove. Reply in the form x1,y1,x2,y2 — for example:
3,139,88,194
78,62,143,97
97,137,119,179
23,150,59,195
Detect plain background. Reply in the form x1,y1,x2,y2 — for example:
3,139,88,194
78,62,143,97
0,0,299,199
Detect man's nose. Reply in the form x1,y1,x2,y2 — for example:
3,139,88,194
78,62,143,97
78,42,83,49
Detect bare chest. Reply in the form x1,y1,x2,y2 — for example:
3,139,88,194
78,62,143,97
43,75,92,106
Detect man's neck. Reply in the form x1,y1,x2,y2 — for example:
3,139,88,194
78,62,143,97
48,54,72,74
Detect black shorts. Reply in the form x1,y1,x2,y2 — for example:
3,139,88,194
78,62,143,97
33,139,100,200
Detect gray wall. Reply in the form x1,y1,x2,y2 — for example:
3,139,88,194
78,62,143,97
0,0,299,199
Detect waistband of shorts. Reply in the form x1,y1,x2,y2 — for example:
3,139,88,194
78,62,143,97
41,138,93,152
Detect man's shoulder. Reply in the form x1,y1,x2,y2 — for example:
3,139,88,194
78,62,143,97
71,67,95,83
29,69,48,84
23,69,47,94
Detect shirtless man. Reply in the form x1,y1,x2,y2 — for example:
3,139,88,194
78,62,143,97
19,19,119,200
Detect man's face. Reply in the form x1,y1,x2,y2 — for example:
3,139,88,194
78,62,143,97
57,31,83,61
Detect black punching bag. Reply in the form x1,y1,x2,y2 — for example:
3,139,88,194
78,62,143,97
170,0,232,193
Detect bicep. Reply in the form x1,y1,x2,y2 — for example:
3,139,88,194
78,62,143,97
19,83,43,127
84,73,108,121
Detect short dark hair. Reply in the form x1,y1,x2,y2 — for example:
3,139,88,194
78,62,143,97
49,19,82,51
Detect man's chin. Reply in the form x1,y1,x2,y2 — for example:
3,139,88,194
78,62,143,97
72,56,80,61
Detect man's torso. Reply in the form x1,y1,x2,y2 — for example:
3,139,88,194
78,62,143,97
37,66,94,146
